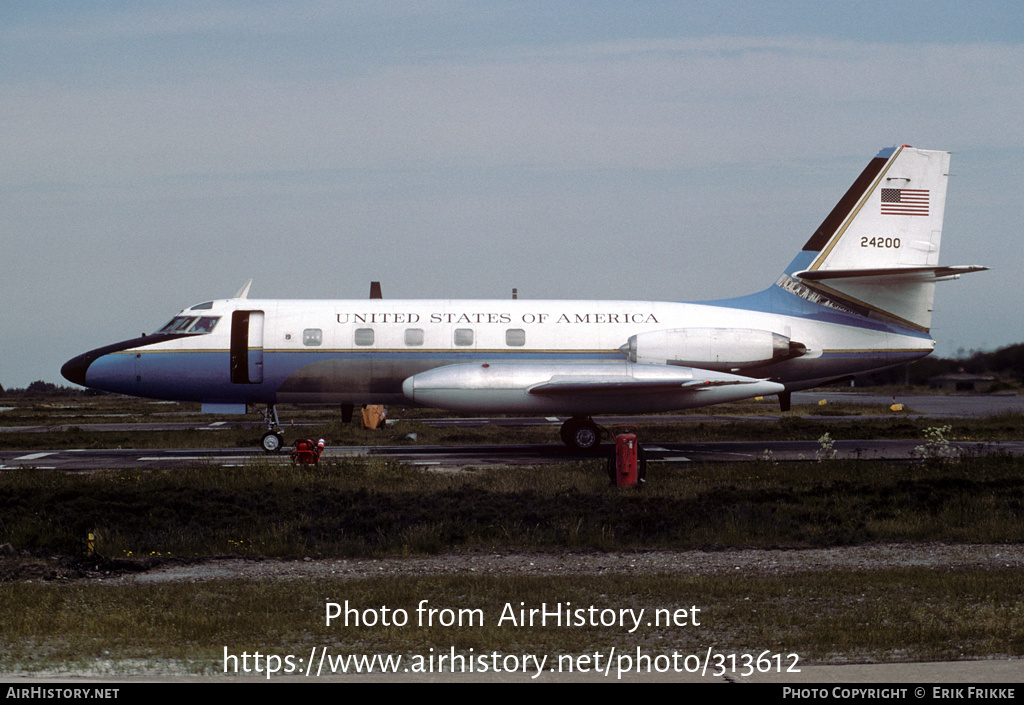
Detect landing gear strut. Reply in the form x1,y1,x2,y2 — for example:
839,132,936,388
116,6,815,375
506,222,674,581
259,403,284,453
559,416,603,453
778,391,792,412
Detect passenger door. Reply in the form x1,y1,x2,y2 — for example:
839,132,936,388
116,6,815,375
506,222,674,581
230,310,264,384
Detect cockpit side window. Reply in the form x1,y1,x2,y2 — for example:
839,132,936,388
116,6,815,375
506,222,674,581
157,315,220,335
190,316,220,334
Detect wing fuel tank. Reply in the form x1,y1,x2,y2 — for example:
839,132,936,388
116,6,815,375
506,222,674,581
402,362,785,414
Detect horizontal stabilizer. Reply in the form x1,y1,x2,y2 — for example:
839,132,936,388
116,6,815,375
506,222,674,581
795,265,988,282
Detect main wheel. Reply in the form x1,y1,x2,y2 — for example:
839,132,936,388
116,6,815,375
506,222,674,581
261,431,284,454
560,417,602,453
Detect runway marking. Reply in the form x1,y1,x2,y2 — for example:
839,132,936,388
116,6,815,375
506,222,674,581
641,447,691,462
137,455,251,461
14,452,56,461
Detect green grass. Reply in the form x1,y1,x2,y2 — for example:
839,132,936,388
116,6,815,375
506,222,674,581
2,453,1023,562
2,570,1021,675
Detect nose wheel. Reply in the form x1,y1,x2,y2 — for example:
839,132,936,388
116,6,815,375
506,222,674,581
261,431,284,453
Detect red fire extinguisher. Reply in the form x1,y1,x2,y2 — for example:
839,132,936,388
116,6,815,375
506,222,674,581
290,437,325,465
608,426,646,487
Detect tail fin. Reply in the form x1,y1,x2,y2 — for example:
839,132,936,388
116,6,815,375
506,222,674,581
777,146,986,332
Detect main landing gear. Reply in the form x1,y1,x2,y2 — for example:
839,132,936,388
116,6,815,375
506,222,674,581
559,416,603,453
259,403,284,453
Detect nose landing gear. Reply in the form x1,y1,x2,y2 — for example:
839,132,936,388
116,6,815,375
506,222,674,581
259,403,284,453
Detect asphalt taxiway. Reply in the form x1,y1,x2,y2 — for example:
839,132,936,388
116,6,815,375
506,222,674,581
4,391,1023,436
2,392,1022,471
4,438,1024,472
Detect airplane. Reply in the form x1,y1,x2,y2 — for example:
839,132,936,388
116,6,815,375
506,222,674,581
62,145,987,453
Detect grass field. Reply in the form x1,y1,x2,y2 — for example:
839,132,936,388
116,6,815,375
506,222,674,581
3,453,1024,559
1,395,1023,676
3,569,1022,676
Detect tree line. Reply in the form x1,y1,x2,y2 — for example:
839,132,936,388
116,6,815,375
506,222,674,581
857,343,1024,388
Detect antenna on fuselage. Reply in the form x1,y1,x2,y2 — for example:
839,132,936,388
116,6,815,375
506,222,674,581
234,279,253,300
369,281,382,299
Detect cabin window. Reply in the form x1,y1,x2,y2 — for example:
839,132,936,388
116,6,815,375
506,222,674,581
303,328,323,346
190,302,214,310
505,329,526,346
354,328,375,346
405,328,424,346
453,329,474,346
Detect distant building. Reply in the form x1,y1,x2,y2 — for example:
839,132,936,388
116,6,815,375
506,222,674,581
927,373,997,392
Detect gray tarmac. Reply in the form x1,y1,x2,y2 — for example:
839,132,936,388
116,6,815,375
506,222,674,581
5,438,1024,471
3,391,1023,436
3,391,1022,470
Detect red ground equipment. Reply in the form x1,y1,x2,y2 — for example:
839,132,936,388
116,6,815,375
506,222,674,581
608,426,646,488
291,438,325,466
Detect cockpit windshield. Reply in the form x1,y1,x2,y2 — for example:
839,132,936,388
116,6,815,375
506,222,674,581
157,315,221,335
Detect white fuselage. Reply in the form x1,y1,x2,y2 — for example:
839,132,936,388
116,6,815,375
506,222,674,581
70,295,933,415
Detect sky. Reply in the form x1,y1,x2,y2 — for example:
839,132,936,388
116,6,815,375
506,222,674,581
2,1,1022,388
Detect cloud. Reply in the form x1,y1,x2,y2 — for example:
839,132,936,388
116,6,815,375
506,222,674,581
3,35,1023,192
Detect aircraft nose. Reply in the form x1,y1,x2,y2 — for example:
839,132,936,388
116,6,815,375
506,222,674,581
60,334,151,389
61,352,93,386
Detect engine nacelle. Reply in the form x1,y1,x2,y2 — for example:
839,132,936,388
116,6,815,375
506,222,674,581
621,328,805,371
